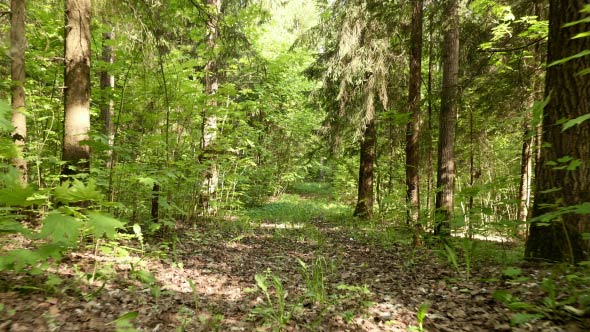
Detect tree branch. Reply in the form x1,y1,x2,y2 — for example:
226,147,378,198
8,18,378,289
480,37,547,53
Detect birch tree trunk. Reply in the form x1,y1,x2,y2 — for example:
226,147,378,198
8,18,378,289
10,0,27,184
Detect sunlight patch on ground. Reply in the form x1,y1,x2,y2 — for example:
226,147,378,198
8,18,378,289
257,222,304,229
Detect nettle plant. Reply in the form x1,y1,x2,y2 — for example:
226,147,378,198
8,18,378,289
0,102,124,275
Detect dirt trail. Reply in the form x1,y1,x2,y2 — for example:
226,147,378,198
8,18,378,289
0,192,587,332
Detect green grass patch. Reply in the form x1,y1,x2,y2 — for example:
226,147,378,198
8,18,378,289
243,183,352,225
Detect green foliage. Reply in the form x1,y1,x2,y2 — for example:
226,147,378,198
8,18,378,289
108,311,139,332
297,256,331,305
248,271,294,330
408,302,429,332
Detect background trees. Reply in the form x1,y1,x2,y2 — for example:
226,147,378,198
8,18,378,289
0,0,587,263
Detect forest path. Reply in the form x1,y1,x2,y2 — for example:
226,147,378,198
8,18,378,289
0,183,585,332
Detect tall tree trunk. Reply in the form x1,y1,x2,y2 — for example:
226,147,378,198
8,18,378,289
10,0,27,184
354,117,376,219
405,0,423,230
425,8,435,219
62,0,91,177
100,29,115,169
525,0,590,263
434,0,459,236
198,0,221,215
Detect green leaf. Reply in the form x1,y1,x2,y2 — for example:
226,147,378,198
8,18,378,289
39,212,80,245
502,267,522,279
562,16,590,28
0,170,35,206
53,180,103,204
548,50,590,67
573,202,590,214
493,290,514,303
562,113,590,131
0,100,14,132
108,311,138,330
572,31,590,39
507,302,536,310
87,213,124,239
0,249,41,272
255,273,268,293
0,219,31,235
510,313,543,326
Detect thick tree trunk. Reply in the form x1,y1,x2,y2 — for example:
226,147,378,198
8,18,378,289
100,30,115,169
354,117,376,219
405,0,423,229
62,0,91,177
10,0,27,184
525,0,590,263
199,0,221,215
434,0,459,236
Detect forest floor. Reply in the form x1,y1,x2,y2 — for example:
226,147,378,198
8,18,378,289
0,183,588,332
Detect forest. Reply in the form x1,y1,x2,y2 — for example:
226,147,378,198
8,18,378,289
0,0,589,331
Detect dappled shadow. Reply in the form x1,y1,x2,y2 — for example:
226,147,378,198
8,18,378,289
0,205,587,331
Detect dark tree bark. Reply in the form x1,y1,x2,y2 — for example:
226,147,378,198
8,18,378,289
354,117,376,219
62,0,91,177
151,183,160,223
434,0,460,236
100,29,115,169
10,0,27,184
405,0,423,230
425,8,435,218
525,0,590,263
198,0,221,215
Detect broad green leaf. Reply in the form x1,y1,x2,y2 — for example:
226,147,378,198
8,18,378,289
87,213,124,239
502,267,522,278
39,212,80,245
0,101,13,132
0,169,35,206
562,113,590,131
53,180,103,204
0,249,41,272
0,219,30,235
